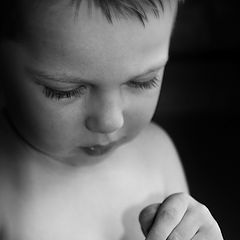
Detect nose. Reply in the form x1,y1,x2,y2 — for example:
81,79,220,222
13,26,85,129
85,94,124,134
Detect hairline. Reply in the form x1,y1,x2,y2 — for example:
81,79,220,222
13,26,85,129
70,0,181,26
0,0,182,40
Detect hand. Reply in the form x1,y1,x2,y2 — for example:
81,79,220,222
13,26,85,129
139,192,223,240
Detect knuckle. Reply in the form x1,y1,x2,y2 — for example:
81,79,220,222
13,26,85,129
177,192,189,199
160,207,178,222
205,226,224,240
171,192,189,202
207,218,222,235
175,192,193,208
197,203,211,217
194,203,223,239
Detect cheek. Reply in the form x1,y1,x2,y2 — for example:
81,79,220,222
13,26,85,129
24,101,86,149
4,71,85,152
10,100,86,155
124,93,160,137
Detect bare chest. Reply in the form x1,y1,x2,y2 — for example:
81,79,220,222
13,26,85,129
2,164,165,240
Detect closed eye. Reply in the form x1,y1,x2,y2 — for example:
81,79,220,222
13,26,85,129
41,76,160,101
127,77,160,90
43,85,88,100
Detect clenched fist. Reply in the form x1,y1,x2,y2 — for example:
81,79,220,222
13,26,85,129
139,192,223,240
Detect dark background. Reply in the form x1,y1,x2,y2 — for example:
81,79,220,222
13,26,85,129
153,0,239,239
0,0,238,239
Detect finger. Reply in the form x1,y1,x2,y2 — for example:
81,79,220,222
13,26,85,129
191,221,224,240
146,192,189,240
139,203,160,237
191,203,223,240
191,231,206,240
167,208,200,240
191,229,221,240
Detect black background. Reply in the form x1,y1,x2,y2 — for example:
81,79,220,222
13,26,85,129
153,0,239,239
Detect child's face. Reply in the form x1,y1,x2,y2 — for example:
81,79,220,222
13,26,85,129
1,1,176,163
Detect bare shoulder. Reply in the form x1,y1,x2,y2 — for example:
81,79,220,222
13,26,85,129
0,110,8,229
136,122,189,196
0,166,3,230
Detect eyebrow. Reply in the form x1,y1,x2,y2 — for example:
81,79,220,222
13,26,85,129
25,61,167,84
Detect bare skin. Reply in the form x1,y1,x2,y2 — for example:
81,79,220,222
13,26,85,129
0,1,223,239
0,113,187,240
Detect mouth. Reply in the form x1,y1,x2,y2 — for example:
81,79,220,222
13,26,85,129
81,141,120,157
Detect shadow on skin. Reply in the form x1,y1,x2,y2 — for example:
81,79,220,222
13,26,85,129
120,192,164,240
0,110,32,213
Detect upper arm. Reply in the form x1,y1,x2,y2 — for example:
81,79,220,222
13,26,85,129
145,123,190,196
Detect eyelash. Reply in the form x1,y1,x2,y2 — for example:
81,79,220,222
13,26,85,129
43,86,87,100
128,77,160,90
43,77,160,100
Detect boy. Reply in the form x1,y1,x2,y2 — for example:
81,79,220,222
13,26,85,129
0,0,223,239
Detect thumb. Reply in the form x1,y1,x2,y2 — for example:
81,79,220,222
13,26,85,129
139,203,161,237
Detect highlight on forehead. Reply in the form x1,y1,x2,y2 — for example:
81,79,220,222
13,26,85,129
70,0,181,25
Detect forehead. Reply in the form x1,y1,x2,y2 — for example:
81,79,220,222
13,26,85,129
20,0,176,80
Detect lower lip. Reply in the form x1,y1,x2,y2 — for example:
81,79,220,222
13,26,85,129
81,144,116,157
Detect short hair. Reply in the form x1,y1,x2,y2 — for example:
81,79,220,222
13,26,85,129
71,0,171,24
0,0,182,40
